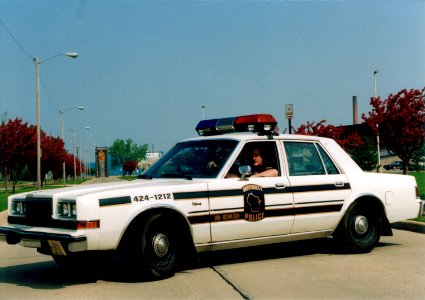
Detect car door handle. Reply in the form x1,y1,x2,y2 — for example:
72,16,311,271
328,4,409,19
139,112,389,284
275,183,286,189
335,181,345,187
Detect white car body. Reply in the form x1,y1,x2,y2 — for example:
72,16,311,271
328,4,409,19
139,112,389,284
0,119,423,279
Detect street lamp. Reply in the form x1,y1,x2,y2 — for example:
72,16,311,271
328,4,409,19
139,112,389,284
60,106,84,185
93,143,98,178
72,126,90,183
35,52,79,189
373,70,379,98
377,123,381,173
373,70,380,172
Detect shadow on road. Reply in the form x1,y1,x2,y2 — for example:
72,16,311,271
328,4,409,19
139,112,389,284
0,238,400,288
198,237,399,267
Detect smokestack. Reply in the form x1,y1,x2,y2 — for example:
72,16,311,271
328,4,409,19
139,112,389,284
353,96,359,125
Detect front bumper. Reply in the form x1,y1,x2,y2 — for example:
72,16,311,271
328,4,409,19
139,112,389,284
0,226,87,254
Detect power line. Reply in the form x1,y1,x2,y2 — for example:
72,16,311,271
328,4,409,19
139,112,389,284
0,18,33,60
39,74,59,111
0,18,60,112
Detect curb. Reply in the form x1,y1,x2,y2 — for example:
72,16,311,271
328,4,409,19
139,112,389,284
391,220,425,234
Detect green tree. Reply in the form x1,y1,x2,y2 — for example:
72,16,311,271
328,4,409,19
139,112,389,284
109,139,148,175
411,143,425,171
362,88,425,174
347,137,378,171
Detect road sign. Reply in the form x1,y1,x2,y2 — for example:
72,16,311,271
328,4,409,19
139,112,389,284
285,104,293,119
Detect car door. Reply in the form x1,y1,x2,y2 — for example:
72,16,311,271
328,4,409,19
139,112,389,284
283,141,351,233
208,140,294,242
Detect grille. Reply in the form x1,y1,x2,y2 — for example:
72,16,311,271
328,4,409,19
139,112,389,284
8,197,53,227
25,197,53,227
9,196,77,229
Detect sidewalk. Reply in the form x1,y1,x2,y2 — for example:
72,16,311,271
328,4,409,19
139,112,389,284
391,220,425,234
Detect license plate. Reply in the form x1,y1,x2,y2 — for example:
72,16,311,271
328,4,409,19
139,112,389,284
48,240,67,256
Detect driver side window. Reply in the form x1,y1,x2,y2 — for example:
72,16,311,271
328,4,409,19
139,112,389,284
227,141,280,177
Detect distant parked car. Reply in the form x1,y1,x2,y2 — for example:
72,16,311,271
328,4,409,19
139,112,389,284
409,161,425,172
384,161,403,170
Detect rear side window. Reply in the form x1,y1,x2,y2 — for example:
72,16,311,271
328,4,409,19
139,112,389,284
284,142,339,176
316,144,340,175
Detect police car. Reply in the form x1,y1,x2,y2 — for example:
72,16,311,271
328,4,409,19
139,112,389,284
0,114,423,279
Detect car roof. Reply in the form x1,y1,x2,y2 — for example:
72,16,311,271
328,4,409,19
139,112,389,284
181,133,328,143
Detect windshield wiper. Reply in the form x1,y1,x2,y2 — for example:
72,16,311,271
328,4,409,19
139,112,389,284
160,173,193,180
137,174,153,179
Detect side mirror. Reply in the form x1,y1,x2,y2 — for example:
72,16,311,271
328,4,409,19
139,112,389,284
239,165,252,180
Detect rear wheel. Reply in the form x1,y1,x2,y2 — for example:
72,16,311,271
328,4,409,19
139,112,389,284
334,202,382,253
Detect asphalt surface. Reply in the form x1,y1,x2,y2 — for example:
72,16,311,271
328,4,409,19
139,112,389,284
1,228,424,299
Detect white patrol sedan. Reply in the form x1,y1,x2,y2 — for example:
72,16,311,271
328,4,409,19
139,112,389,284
0,114,423,280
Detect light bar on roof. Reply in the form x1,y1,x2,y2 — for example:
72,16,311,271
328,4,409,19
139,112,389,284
196,114,277,136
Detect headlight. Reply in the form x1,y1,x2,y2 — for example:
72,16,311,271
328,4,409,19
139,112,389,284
11,199,26,216
57,200,77,218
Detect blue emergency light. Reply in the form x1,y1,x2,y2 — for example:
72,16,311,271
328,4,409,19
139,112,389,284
196,114,277,136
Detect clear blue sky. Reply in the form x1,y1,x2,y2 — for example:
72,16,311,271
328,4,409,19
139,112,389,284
1,0,424,155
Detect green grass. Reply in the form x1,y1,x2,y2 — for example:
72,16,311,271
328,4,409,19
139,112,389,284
0,184,65,212
0,179,89,212
410,172,425,199
415,216,425,222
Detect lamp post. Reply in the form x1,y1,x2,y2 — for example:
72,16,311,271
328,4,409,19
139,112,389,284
35,52,79,189
373,70,380,172
71,126,90,183
373,70,379,98
377,123,381,173
93,143,98,178
60,106,84,185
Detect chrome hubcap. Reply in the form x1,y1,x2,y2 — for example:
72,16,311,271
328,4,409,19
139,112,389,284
152,233,169,257
354,215,368,235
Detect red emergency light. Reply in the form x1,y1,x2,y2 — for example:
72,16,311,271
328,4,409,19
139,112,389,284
196,114,277,136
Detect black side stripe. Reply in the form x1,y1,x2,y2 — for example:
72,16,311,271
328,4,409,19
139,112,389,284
188,203,343,225
174,183,351,200
173,191,209,200
293,204,343,215
99,196,132,207
290,183,351,193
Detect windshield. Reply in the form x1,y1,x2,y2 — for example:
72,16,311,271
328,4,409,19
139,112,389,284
142,140,238,179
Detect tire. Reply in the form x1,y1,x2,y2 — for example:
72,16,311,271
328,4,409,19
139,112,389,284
334,202,382,253
137,213,178,279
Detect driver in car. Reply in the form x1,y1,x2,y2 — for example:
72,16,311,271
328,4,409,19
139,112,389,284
226,147,278,178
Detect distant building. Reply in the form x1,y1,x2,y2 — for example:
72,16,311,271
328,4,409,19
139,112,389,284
139,151,164,171
145,151,163,160
341,123,375,141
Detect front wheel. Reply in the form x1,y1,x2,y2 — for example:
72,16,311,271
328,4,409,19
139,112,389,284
334,202,382,253
136,214,178,279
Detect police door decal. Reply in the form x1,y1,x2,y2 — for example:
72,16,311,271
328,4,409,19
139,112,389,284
243,184,265,222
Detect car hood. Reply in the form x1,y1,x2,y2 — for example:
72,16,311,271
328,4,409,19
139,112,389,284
12,178,207,199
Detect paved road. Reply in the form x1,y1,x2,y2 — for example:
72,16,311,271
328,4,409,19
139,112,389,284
1,229,424,299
